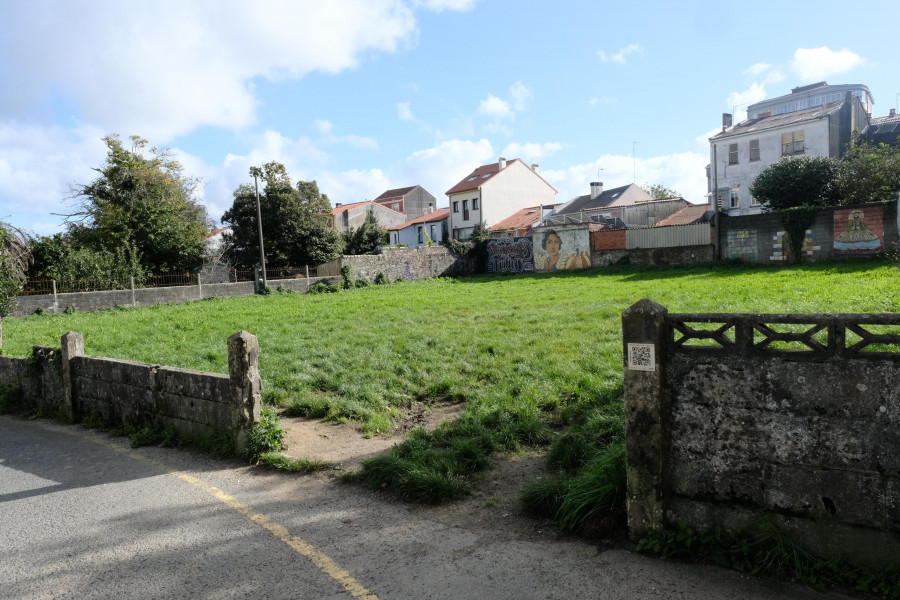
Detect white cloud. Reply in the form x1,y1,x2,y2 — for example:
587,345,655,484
598,44,643,64
589,97,617,106
413,0,477,11
0,1,422,141
509,81,532,111
398,138,494,199
743,62,771,77
313,119,333,134
397,102,415,121
726,82,768,119
543,151,707,205
500,142,562,163
790,47,865,81
478,94,514,119
0,122,109,233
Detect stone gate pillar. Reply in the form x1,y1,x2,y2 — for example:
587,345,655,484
60,331,84,422
228,331,262,455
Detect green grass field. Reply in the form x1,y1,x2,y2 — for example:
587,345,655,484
5,261,898,435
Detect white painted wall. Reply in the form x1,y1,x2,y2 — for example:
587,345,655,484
391,218,446,247
711,118,830,216
448,160,556,239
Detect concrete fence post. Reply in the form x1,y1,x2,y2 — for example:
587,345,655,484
60,331,84,422
621,298,670,538
197,272,202,300
130,276,136,307
227,331,262,455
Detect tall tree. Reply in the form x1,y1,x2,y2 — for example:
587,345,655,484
837,138,900,205
343,212,388,255
0,222,29,351
65,134,210,273
222,163,341,268
645,183,682,200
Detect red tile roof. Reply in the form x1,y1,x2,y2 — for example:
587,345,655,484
205,227,231,239
490,205,559,233
445,159,557,196
389,208,450,231
374,186,417,202
655,203,713,227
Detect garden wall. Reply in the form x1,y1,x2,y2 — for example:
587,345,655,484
317,246,474,281
622,299,900,567
12,276,341,317
0,331,261,453
720,200,899,263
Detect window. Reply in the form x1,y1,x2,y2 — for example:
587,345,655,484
728,143,738,165
430,224,436,242
472,198,479,210
749,139,760,162
750,195,760,206
417,225,423,244
452,201,459,213
462,200,469,221
729,188,740,209
782,130,804,156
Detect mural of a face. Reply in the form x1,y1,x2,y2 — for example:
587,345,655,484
545,233,561,257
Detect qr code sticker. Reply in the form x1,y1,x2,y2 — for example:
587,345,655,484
627,343,655,372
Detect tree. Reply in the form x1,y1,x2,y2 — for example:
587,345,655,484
750,156,841,211
28,233,145,284
644,183,682,200
343,212,387,255
221,163,341,268
837,138,900,205
0,222,29,351
65,134,210,274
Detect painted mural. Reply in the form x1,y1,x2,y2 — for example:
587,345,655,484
533,228,591,272
486,237,534,273
833,206,884,255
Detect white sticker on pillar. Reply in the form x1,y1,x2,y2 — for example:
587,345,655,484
627,343,656,372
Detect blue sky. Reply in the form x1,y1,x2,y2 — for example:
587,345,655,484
1,0,897,235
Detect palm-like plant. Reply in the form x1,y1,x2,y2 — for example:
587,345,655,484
0,221,30,350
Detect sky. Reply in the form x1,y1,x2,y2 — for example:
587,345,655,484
1,0,898,236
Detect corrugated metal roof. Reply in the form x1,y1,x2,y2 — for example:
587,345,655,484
711,101,843,140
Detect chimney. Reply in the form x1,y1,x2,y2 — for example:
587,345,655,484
498,156,507,170
590,182,603,199
531,163,539,173
335,202,342,207
890,108,896,118
722,113,732,132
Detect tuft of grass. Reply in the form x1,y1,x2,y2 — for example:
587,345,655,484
256,452,330,473
129,424,179,448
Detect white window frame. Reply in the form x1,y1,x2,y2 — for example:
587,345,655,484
728,143,738,165
749,139,760,162
729,188,740,209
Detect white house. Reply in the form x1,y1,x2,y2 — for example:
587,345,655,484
445,157,557,241
329,201,407,233
388,208,449,247
709,91,869,216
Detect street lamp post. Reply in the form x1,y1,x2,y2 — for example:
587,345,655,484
251,168,267,290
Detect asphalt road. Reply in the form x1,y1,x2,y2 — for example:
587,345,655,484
0,416,855,600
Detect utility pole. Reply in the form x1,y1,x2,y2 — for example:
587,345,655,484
251,167,267,289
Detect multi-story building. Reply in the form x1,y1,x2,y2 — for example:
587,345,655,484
445,157,557,241
372,186,438,221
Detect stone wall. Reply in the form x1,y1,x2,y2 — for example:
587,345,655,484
12,276,341,317
622,299,900,567
720,200,899,263
0,331,261,454
591,245,714,267
317,246,473,281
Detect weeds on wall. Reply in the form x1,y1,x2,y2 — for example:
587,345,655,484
246,405,286,459
638,519,900,598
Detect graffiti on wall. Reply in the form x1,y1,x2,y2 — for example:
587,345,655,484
533,228,591,272
486,237,534,273
833,206,884,255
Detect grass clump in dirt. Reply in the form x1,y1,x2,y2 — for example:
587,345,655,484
246,405,286,460
256,452,331,473
352,405,549,504
638,519,900,598
521,384,627,533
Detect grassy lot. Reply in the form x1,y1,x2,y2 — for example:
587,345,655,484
5,261,898,435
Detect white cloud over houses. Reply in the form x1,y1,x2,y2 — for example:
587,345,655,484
790,47,865,82
478,94,514,119
598,44,643,64
397,102,415,121
0,1,423,141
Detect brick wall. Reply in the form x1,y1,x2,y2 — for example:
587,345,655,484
591,229,626,250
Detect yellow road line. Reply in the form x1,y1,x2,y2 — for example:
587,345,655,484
113,446,378,600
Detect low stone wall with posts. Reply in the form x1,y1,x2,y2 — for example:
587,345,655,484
622,299,900,567
0,331,261,454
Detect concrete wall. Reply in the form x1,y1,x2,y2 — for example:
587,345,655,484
13,276,342,317
720,200,899,264
622,300,900,567
316,246,472,281
0,331,261,454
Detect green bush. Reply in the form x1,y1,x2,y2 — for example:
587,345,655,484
307,282,339,294
246,406,286,459
374,272,389,285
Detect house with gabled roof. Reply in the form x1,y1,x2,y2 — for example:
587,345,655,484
388,208,449,247
445,157,557,241
372,185,438,221
654,203,714,227
860,109,900,147
328,201,407,234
